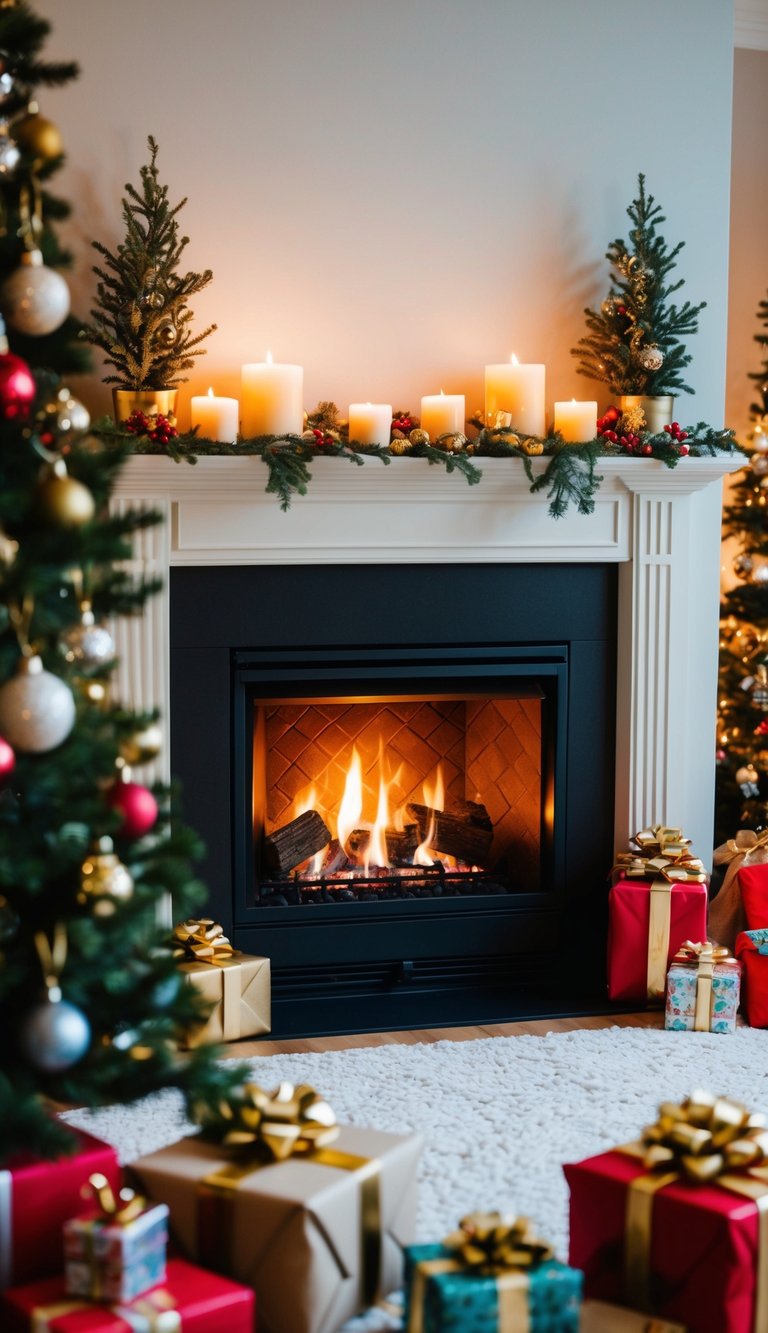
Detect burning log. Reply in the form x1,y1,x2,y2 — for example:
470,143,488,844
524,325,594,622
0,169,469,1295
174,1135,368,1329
345,824,421,865
263,809,331,876
406,800,493,865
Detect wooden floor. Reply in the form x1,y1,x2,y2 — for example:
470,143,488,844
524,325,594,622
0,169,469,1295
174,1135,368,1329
231,1009,664,1059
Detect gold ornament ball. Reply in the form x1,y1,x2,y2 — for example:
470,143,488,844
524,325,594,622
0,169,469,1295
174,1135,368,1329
120,722,163,765
389,437,413,455
34,464,95,528
495,430,520,449
521,438,544,456
78,838,134,916
12,111,63,162
409,428,430,447
154,319,177,347
437,432,468,454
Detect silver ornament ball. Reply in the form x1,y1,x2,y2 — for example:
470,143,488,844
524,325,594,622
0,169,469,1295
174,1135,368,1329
18,994,91,1071
0,249,70,336
62,609,115,668
752,454,768,478
638,345,664,372
0,655,75,752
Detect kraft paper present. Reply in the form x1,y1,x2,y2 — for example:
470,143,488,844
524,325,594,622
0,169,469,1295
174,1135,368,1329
709,832,768,950
178,954,270,1047
579,1300,686,1332
129,1125,422,1333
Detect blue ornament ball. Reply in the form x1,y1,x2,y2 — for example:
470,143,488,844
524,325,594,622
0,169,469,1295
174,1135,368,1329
19,995,91,1071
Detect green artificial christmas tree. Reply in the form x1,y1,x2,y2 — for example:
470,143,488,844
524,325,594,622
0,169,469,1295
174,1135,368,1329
572,174,706,400
0,1,90,376
81,136,215,405
0,336,242,1161
716,297,768,843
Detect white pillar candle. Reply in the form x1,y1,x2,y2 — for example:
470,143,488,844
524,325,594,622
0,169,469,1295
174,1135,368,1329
420,391,465,440
554,399,598,443
190,387,240,443
349,403,392,448
241,354,304,437
485,355,546,436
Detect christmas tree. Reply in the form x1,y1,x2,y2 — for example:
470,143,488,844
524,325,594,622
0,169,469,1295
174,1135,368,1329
572,173,706,398
0,339,241,1161
0,1,90,376
716,296,768,842
81,136,215,393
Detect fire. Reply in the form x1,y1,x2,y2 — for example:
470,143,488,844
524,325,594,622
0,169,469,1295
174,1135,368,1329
337,746,363,857
414,765,445,867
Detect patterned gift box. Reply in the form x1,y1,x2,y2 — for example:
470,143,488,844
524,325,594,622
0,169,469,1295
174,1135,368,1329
63,1179,169,1303
172,919,270,1047
403,1214,582,1332
664,941,740,1034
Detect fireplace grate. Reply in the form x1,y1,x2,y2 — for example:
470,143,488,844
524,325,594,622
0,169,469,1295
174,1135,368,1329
256,866,513,906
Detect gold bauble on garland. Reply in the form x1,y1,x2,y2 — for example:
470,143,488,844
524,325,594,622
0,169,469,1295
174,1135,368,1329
409,428,429,447
520,438,544,456
389,436,413,455
78,837,134,916
12,108,63,162
34,459,95,528
437,432,468,454
120,722,162,766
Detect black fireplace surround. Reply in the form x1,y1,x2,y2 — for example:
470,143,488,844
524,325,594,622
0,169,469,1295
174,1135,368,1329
170,563,617,1037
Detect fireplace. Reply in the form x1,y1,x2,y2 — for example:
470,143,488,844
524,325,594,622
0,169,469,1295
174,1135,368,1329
110,453,738,1035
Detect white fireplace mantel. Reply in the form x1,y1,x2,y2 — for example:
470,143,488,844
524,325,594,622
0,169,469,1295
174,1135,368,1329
111,453,741,866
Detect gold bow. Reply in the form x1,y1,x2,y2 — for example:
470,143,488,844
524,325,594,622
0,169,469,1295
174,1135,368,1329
713,829,768,867
640,1091,768,1182
194,1080,339,1158
443,1212,553,1273
172,918,236,963
672,940,738,969
86,1171,147,1226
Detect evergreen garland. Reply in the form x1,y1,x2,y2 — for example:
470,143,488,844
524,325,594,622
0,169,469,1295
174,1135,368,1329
749,290,768,416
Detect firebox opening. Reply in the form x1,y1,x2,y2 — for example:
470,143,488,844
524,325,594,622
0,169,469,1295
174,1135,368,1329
250,682,555,905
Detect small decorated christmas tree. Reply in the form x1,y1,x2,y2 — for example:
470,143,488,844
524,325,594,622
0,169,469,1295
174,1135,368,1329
0,336,240,1161
0,1,89,375
572,174,706,400
81,136,215,397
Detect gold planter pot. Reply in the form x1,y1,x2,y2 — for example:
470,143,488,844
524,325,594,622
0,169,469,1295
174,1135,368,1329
112,388,178,424
619,394,675,436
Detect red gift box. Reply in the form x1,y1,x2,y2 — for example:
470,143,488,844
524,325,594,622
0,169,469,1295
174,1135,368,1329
565,1148,762,1333
735,930,768,1027
0,1257,255,1331
0,1129,121,1291
607,873,707,1002
736,864,768,931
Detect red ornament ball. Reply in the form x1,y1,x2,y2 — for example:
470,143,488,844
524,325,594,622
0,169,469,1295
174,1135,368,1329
106,779,158,840
603,406,621,424
0,735,14,782
642,443,653,456
0,351,35,421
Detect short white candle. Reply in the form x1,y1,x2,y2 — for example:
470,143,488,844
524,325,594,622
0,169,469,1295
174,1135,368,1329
190,387,239,443
241,354,304,437
420,391,465,440
554,399,598,443
349,402,392,448
485,355,546,436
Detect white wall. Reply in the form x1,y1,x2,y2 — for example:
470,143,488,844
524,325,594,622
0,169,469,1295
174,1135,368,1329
727,46,768,440
41,0,733,433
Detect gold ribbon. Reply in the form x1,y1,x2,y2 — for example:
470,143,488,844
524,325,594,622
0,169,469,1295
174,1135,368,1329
613,828,706,1001
621,1091,768,1330
86,1170,147,1225
172,918,236,963
670,941,739,1032
194,1081,382,1307
406,1213,554,1333
713,828,768,870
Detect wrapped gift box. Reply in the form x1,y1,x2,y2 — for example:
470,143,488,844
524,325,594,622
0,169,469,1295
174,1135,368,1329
607,874,707,1003
565,1147,763,1333
664,944,740,1033
0,1129,121,1291
0,1257,254,1331
735,864,768,932
64,1199,168,1302
735,929,768,1027
129,1124,421,1333
404,1241,582,1332
709,831,768,949
173,919,270,1047
579,1300,686,1331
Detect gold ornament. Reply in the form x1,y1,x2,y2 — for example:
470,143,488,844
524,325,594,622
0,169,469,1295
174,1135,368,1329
621,404,646,433
153,318,177,348
34,459,95,528
409,428,430,447
436,431,468,453
120,722,162,765
389,436,413,455
78,837,134,916
520,438,544,456
12,108,63,162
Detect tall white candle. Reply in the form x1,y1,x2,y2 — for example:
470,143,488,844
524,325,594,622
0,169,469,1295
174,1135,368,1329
485,355,546,436
554,399,598,443
241,354,303,437
190,387,239,443
349,403,392,448
420,391,465,440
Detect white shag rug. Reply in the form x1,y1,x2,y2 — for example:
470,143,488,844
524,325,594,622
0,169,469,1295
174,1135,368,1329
63,1025,768,1330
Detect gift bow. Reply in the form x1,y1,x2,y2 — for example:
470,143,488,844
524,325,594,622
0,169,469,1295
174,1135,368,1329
172,917,236,963
713,828,768,868
443,1212,553,1274
194,1079,339,1158
86,1171,147,1225
612,829,706,1002
640,1090,768,1183
671,940,739,969
633,826,690,857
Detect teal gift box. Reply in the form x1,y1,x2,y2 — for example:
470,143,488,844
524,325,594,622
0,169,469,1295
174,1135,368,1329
403,1241,582,1332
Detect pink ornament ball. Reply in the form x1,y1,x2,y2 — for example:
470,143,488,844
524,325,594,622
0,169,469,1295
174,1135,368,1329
0,735,14,781
0,350,35,420
106,779,158,840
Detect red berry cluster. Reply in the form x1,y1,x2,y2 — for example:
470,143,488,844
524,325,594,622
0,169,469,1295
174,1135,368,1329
596,405,642,453
392,412,416,434
310,427,336,447
755,720,768,737
663,421,689,454
124,410,179,445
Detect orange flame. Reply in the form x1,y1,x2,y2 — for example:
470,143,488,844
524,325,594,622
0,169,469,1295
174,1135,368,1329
413,764,445,866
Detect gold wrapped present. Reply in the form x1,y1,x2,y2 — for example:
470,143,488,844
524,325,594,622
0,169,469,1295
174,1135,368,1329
129,1087,422,1333
580,1301,686,1331
173,919,270,1046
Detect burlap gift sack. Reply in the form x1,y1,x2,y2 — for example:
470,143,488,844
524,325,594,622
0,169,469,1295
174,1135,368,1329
709,830,768,949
